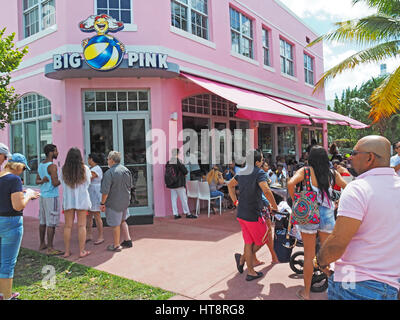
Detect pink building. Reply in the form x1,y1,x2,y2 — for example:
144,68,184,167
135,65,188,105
0,0,364,223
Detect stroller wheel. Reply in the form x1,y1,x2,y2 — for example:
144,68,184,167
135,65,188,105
311,270,328,293
289,251,304,274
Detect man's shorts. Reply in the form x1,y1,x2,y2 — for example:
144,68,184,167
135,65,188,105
237,217,269,246
39,197,60,227
105,207,128,227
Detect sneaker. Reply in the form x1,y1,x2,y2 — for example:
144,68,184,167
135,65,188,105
186,214,197,219
120,240,133,248
174,215,182,220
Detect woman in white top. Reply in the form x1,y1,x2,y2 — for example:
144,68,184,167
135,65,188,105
61,148,92,258
86,153,104,245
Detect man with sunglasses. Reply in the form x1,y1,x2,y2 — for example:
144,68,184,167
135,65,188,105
314,135,400,300
390,141,400,176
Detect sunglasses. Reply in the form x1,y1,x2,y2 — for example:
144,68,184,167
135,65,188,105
350,150,382,158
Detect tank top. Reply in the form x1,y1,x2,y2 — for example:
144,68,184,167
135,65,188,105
309,175,333,208
38,162,59,198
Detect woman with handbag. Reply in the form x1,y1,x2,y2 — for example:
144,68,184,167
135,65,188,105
287,146,347,300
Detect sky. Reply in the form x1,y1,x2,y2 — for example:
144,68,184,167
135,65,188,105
279,0,400,105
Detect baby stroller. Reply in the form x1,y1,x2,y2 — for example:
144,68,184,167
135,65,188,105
273,201,328,293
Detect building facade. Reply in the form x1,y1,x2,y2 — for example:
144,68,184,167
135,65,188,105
0,0,331,223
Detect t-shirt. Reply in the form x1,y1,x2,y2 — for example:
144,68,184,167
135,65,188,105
90,165,103,185
334,168,400,290
390,154,400,175
0,173,23,216
60,165,92,211
234,166,267,222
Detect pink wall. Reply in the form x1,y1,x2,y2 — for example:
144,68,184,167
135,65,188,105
5,0,325,107
0,0,327,218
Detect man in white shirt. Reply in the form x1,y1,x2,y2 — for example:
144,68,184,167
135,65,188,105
390,141,400,176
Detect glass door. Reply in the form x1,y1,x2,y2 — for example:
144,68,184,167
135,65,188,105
85,113,153,217
84,114,118,173
118,114,153,216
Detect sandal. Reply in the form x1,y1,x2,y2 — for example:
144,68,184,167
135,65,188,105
47,249,64,256
79,250,91,258
107,244,122,252
94,239,105,245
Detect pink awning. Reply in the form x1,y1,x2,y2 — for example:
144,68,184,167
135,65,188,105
269,97,369,129
181,73,312,125
181,72,368,129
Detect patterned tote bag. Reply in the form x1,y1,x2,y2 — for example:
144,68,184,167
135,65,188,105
290,167,320,225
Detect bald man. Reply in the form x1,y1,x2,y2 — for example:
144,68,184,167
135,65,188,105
314,136,400,300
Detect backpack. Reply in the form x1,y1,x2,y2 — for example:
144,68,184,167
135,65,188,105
290,167,320,225
164,162,179,188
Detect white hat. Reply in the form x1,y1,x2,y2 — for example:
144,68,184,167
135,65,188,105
0,143,12,158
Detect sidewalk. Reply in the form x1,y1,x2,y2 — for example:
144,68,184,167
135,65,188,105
21,209,327,300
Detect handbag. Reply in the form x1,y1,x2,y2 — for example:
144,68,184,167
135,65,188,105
291,167,320,225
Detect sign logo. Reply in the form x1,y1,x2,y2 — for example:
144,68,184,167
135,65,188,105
52,15,169,72
79,14,125,71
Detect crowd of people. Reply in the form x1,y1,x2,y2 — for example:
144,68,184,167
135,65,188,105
226,136,400,300
0,143,133,300
1,136,400,300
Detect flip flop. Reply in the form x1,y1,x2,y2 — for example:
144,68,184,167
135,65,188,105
234,253,244,274
296,289,308,300
107,245,122,252
246,271,263,281
94,239,105,245
79,250,91,258
47,249,64,256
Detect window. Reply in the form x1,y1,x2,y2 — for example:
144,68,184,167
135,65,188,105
96,0,132,24
23,0,56,38
230,7,253,59
304,53,314,85
262,28,270,66
171,0,209,40
11,93,52,185
280,39,294,76
182,94,237,117
84,90,149,112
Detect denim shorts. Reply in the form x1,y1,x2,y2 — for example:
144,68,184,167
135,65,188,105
328,275,399,300
0,216,24,279
297,205,335,234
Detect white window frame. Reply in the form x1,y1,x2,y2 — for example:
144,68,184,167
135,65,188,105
304,52,314,86
262,27,271,67
170,0,209,40
230,7,254,59
280,38,294,77
23,0,56,39
10,93,52,186
94,0,138,32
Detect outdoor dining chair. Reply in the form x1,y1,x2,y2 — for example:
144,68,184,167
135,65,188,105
186,180,200,215
198,181,222,217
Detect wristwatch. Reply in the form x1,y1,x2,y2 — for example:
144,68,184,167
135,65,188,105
100,203,105,206
313,255,328,270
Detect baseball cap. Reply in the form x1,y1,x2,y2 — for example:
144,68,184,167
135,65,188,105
10,153,31,170
0,143,12,158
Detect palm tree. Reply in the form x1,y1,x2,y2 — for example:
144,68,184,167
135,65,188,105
308,0,400,123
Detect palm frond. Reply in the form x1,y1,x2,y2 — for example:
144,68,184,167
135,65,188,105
353,0,400,16
369,65,400,121
313,40,400,93
308,14,400,48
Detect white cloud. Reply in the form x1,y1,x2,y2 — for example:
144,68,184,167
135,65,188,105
278,0,375,21
278,0,399,100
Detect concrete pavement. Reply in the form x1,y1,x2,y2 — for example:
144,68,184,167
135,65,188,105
20,209,328,300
